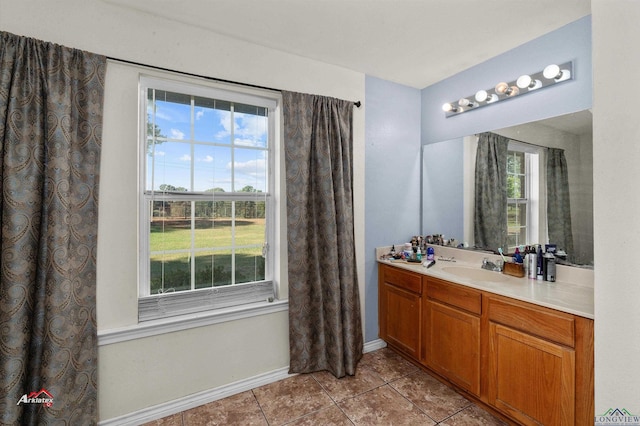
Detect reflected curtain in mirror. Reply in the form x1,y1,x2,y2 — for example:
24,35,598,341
0,32,105,425
547,148,574,260
474,132,509,251
283,91,362,378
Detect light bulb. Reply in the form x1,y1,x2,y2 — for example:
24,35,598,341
475,90,498,103
495,82,519,96
495,82,510,95
458,98,475,108
543,64,570,82
517,75,531,88
543,64,561,80
442,103,459,113
517,75,542,90
475,90,488,102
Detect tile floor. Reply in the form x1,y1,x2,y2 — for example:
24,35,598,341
144,347,510,425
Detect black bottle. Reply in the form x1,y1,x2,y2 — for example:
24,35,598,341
536,244,544,279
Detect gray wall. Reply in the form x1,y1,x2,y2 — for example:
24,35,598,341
422,138,464,240
364,75,421,342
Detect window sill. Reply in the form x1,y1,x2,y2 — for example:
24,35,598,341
97,299,288,346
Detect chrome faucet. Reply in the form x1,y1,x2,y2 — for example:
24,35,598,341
482,258,502,272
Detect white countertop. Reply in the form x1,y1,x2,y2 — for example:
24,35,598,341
377,245,594,320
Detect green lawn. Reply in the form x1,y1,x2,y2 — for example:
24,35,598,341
149,218,265,294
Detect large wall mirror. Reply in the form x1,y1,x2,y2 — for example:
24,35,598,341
422,110,593,268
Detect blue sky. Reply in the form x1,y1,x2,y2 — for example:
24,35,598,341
146,97,268,193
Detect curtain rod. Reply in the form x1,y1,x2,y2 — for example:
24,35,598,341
106,56,362,108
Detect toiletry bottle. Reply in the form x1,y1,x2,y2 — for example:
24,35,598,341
513,247,523,263
427,246,434,261
527,249,537,279
416,248,422,261
403,243,412,259
536,244,544,280
544,253,556,282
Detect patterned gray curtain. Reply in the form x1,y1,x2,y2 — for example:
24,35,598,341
282,91,362,378
474,132,509,252
0,32,105,425
547,148,574,260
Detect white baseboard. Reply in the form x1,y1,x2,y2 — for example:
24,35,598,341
98,338,387,425
364,338,387,353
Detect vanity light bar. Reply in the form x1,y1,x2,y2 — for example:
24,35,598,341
442,61,573,118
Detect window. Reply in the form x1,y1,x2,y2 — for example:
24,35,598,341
506,145,539,251
138,76,277,321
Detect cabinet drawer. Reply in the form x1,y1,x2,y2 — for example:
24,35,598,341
488,296,575,347
426,277,481,315
383,266,422,295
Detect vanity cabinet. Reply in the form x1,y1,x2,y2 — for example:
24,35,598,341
486,295,594,426
378,265,422,359
487,296,575,425
423,277,481,396
377,263,594,426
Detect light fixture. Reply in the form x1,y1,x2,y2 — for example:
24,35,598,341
442,61,573,117
516,74,542,90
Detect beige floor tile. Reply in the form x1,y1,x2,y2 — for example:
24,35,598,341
284,405,353,426
252,374,335,425
313,365,386,402
338,384,436,425
390,370,472,422
182,391,267,426
439,404,509,425
359,348,419,382
141,348,515,426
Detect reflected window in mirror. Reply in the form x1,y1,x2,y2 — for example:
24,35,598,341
506,145,540,252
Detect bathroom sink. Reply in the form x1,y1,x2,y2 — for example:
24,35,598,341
441,266,509,282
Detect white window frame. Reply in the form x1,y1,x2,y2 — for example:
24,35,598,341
138,75,278,322
506,141,541,250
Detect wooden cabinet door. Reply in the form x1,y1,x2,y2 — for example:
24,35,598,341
424,300,480,395
488,323,575,425
381,282,421,358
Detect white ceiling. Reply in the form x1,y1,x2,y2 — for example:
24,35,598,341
105,0,590,89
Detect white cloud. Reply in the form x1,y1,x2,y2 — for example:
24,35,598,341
213,110,267,147
230,158,266,176
202,155,214,163
154,150,166,157
180,154,191,161
171,128,185,140
196,109,205,120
